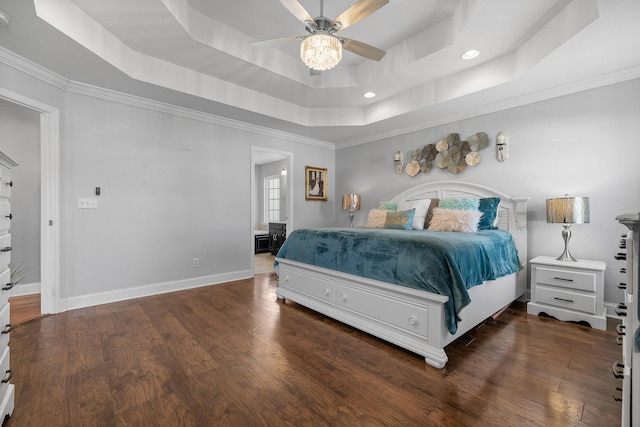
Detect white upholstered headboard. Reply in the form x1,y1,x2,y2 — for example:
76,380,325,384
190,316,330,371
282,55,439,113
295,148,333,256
390,181,530,291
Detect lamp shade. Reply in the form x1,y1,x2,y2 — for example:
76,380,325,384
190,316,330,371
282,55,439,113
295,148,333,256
342,194,361,211
546,197,590,224
301,33,342,71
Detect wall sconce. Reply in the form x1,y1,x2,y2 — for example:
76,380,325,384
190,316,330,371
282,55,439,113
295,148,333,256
281,168,287,176
393,151,404,174
342,194,361,228
496,132,508,162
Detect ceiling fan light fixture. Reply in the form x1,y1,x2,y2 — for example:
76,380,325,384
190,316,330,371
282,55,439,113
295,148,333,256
300,33,342,71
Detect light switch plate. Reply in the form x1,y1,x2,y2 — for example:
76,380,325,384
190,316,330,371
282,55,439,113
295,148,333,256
78,197,98,209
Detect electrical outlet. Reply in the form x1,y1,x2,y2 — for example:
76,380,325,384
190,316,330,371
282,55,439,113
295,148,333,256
192,258,199,268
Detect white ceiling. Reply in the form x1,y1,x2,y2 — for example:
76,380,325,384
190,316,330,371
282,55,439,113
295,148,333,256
0,0,639,148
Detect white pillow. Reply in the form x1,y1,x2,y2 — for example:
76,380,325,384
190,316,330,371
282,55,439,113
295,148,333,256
427,208,482,233
397,198,431,230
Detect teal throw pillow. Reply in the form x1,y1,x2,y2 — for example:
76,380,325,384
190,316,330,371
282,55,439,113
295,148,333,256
384,208,415,230
438,198,480,211
378,201,398,211
478,197,500,230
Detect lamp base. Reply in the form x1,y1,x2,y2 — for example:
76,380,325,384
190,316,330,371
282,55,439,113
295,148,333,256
556,225,578,262
349,210,355,228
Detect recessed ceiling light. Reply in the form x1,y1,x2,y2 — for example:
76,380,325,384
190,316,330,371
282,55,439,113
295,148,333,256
363,91,376,98
461,49,480,60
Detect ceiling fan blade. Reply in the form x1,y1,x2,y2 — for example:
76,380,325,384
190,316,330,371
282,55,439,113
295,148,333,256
278,0,315,24
251,36,300,47
341,38,386,61
332,0,388,31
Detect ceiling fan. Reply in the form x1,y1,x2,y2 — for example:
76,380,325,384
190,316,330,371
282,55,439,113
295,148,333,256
253,0,388,72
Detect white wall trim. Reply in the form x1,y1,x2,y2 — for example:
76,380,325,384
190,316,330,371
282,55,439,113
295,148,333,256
65,270,252,312
10,282,41,297
0,46,69,91
65,81,335,150
0,47,334,151
0,86,61,315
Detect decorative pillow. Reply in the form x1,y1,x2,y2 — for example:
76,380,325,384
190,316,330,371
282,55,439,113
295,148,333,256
478,197,501,230
384,208,415,230
365,209,388,228
397,198,431,230
378,201,398,211
424,198,439,229
427,208,482,233
438,198,480,211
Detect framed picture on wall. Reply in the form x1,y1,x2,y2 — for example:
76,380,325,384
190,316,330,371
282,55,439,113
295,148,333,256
305,166,327,201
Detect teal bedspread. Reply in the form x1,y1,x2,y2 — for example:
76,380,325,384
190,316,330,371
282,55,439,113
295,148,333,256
275,228,522,334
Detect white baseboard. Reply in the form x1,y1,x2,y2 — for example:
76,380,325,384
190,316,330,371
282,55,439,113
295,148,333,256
10,282,41,297
64,270,252,312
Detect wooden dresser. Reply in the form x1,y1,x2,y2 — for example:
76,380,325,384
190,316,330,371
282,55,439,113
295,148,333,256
0,151,16,423
615,213,639,426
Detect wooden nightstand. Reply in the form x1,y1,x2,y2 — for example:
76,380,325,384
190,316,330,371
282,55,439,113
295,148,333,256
527,256,607,330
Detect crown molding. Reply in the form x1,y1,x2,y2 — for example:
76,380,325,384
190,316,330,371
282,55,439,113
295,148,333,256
0,46,69,90
337,64,640,150
0,46,334,151
65,81,335,150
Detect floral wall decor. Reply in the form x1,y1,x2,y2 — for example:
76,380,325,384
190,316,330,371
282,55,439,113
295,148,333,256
402,132,489,176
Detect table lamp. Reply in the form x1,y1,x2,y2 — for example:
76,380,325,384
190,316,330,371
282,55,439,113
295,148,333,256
342,194,361,228
546,196,590,262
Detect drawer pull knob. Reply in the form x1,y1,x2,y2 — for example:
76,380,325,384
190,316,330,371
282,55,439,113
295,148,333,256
612,361,625,378
323,288,330,296
616,303,627,317
1,282,13,291
553,277,573,282
618,282,627,290
554,297,574,303
620,268,626,274
614,253,626,260
0,370,11,384
4,214,11,220
339,294,347,302
408,316,417,326
0,247,11,253
4,181,11,188
1,324,12,334
616,336,623,345
616,324,626,335
613,386,623,402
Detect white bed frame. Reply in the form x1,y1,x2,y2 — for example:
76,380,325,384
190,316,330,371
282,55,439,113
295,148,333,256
276,181,529,368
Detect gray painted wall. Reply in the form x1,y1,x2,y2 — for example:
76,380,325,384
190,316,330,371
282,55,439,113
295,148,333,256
60,92,335,300
0,59,335,307
334,78,640,306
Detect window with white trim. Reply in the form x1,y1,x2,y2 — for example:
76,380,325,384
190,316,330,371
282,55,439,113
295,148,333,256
264,175,280,222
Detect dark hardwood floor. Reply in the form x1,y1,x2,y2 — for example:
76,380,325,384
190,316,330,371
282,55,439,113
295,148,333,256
6,274,622,426
9,294,41,325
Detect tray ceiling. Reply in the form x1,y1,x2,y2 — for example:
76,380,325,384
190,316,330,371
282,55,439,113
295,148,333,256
1,0,639,147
